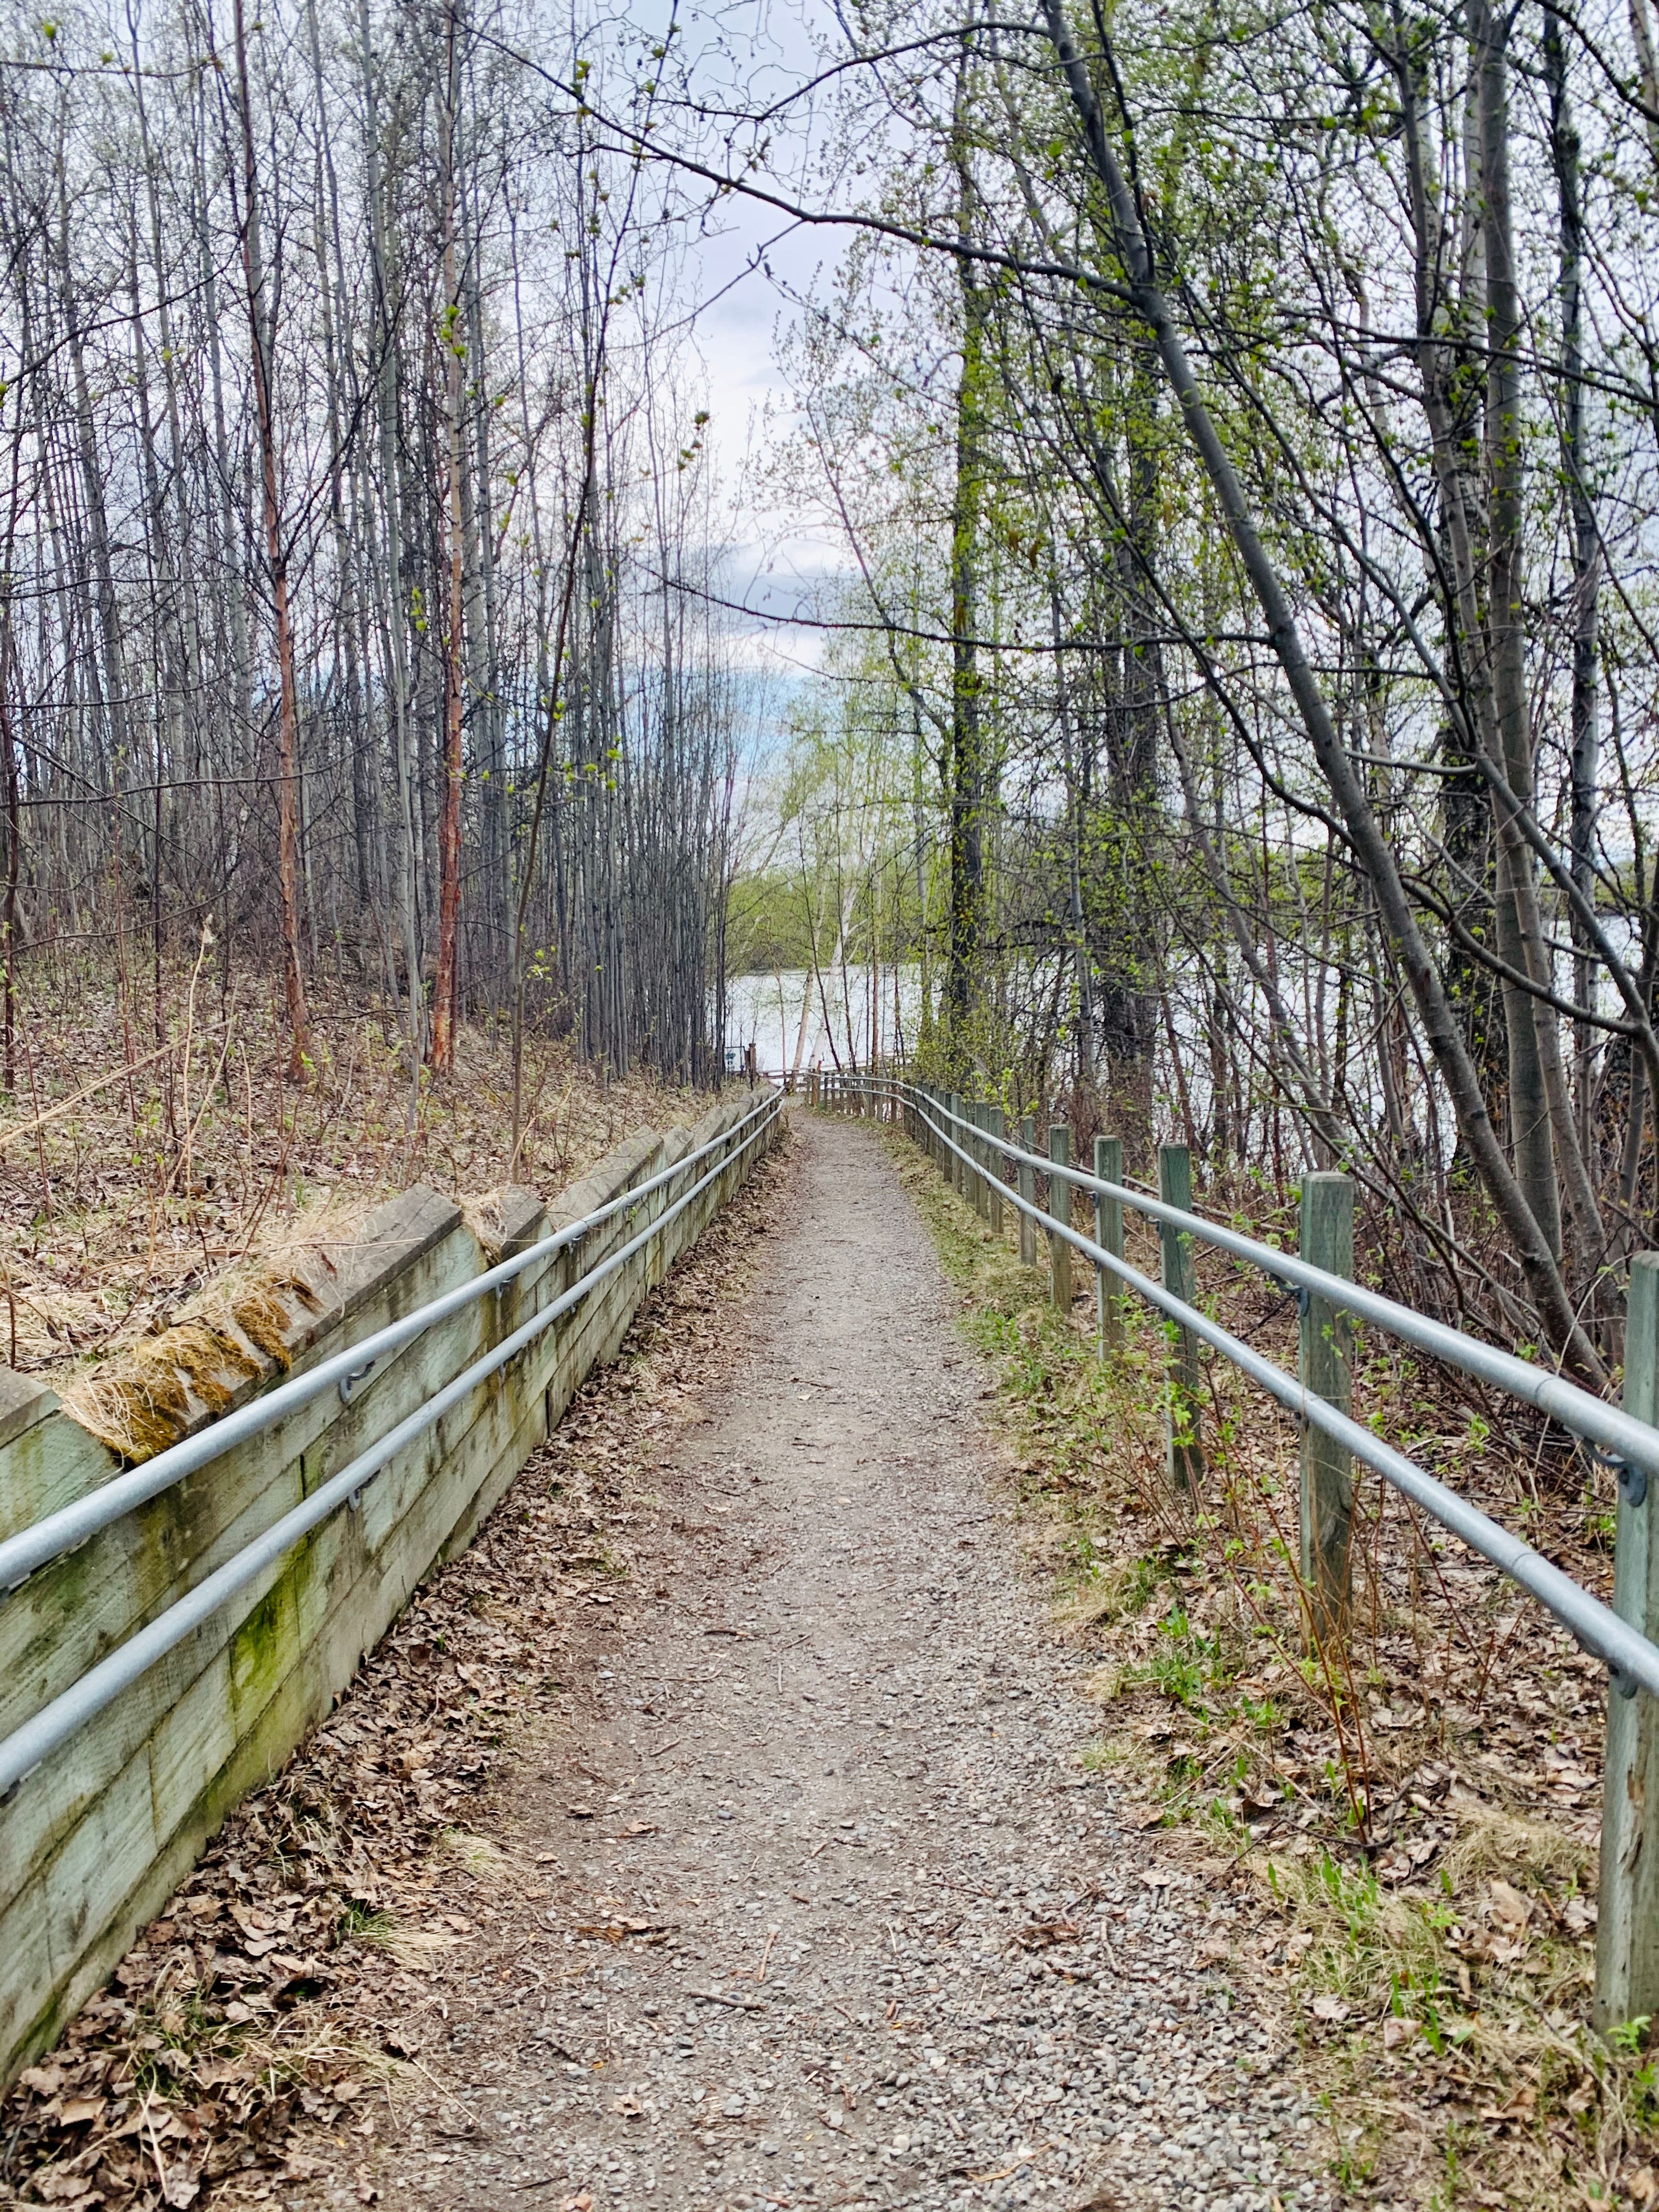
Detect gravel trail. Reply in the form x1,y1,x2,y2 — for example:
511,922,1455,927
362,1115,1334,2212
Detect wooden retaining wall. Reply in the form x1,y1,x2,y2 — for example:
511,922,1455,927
0,1090,778,2088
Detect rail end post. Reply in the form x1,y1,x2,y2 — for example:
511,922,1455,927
1018,1115,1038,1267
1158,1142,1204,1494
1047,1125,1073,1313
1299,1172,1354,1651
1094,1135,1124,1354
986,1105,1005,1237
1597,1252,1659,2031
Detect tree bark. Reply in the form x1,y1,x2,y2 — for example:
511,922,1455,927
232,0,310,1077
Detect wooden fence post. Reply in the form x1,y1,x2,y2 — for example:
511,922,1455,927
949,1093,965,1198
986,1105,1005,1237
1299,1173,1354,1648
1018,1114,1037,1266
1159,1142,1204,1493
1597,1252,1659,2028
1095,1135,1124,1353
1048,1125,1073,1313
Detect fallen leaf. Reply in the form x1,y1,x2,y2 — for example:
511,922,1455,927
1488,1879,1531,1935
31,2167,102,2203
1309,1996,1349,2023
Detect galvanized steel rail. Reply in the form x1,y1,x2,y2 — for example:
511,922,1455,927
838,1073,1659,1699
915,1081,1659,1492
0,1091,782,1799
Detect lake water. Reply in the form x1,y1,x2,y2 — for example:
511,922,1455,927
721,966,926,1077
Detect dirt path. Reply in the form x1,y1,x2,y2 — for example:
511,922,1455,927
332,1115,1334,2212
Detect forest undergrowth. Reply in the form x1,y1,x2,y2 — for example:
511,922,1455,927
0,953,690,1384
884,1128,1657,2212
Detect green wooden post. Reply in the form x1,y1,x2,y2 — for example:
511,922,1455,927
1159,1143,1204,1493
1299,1173,1354,1649
949,1093,965,1197
1048,1125,1073,1312
964,1101,982,1217
1597,1253,1659,2028
1095,1135,1124,1354
986,1105,1005,1236
1018,1114,1038,1266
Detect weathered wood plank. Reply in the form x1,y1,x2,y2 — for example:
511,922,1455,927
0,1091,777,2088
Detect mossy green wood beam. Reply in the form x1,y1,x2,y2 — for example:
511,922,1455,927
1094,1135,1124,1353
1018,1115,1037,1268
986,1106,1005,1237
1299,1173,1354,1646
1159,1144,1203,1494
1047,1125,1072,1313
1598,1252,1659,2027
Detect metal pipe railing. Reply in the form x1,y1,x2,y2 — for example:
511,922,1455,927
0,1089,781,1601
0,1092,782,1799
869,1080,1659,1493
836,1074,1659,1700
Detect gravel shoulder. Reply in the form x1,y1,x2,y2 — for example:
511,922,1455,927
297,1111,1336,2212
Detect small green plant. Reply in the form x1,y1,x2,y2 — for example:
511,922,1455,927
338,1898,397,1945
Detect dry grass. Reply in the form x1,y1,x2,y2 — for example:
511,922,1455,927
0,962,693,1382
887,1125,1659,2212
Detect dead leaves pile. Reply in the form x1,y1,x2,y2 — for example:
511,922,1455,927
0,1121,790,2211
